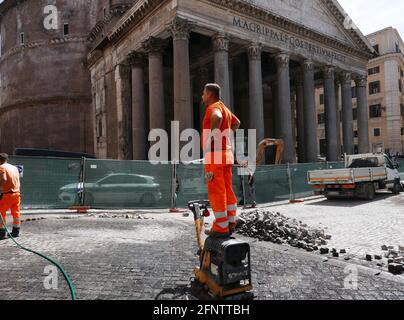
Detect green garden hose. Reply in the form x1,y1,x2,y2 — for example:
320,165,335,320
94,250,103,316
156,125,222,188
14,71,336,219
0,215,77,300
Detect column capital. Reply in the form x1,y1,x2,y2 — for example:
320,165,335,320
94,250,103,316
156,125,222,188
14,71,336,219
213,34,229,52
128,51,146,68
247,43,262,61
115,63,130,79
168,17,191,41
323,65,335,80
302,59,314,72
340,71,352,86
275,52,290,69
142,37,168,54
354,75,367,87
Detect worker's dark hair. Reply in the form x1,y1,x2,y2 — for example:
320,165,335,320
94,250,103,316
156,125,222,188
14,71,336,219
204,83,221,100
0,153,8,163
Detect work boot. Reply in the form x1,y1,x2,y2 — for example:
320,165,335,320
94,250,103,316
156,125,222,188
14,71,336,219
0,229,7,241
204,229,230,238
11,227,20,238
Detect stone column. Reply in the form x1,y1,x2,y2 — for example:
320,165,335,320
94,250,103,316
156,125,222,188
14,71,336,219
143,37,167,131
198,66,210,125
276,52,295,163
169,18,193,133
302,60,318,163
341,71,354,155
355,75,370,153
114,63,132,160
128,52,147,160
271,81,280,138
323,66,339,161
335,78,342,157
295,73,305,163
248,43,265,145
213,34,231,107
229,57,235,111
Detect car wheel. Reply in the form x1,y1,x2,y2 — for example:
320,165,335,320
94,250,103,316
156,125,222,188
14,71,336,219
141,193,156,207
391,182,401,195
365,183,375,200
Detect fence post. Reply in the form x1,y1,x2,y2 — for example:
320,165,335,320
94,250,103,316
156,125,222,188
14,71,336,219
80,157,86,206
287,163,295,202
170,161,184,212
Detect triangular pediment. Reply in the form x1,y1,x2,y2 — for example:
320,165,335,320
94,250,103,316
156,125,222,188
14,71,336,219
241,0,372,52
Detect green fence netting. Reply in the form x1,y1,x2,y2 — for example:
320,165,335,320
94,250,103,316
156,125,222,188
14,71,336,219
7,156,402,210
9,156,82,209
82,159,172,209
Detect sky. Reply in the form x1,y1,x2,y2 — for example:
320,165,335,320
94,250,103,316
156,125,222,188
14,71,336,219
338,0,404,37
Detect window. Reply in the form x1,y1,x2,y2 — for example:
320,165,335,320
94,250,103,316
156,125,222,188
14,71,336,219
369,81,381,95
373,44,379,54
369,104,382,118
368,66,380,75
373,128,381,137
319,94,324,105
99,175,147,185
103,7,107,17
20,32,25,45
401,128,404,136
401,104,404,117
396,43,401,54
399,80,402,93
354,130,358,138
353,108,358,120
63,23,69,36
318,113,325,124
351,87,357,98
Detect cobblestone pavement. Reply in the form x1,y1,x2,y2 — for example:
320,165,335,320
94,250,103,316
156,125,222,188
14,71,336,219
0,211,403,300
263,193,404,260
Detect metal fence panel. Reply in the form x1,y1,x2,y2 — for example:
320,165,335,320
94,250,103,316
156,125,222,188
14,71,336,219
9,156,82,209
289,162,328,199
82,159,172,209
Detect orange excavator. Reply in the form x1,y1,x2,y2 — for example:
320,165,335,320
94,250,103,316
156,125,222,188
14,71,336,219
255,138,285,166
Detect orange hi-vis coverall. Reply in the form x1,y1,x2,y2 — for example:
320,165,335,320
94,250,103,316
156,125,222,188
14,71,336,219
202,101,239,234
0,163,21,229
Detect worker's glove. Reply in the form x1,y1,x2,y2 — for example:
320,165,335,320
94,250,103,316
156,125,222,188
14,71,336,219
205,172,214,183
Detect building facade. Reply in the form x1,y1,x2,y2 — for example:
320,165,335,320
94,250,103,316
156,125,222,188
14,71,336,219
0,0,103,154
87,0,375,163
316,27,404,156
0,0,376,163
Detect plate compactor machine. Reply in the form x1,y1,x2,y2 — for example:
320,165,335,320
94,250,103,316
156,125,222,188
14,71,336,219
188,200,254,300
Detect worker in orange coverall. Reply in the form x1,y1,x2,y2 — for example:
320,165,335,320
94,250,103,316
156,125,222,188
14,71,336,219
201,84,241,238
0,153,21,240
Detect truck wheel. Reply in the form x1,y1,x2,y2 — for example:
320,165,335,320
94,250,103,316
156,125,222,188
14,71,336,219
365,184,375,200
391,182,401,195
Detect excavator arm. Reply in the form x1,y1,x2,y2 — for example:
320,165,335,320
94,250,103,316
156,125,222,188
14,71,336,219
256,138,285,166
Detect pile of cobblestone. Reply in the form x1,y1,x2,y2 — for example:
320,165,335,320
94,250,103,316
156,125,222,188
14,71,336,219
87,213,152,220
236,210,331,252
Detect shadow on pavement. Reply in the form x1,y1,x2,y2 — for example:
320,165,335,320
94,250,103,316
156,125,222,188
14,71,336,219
154,280,212,300
305,193,396,207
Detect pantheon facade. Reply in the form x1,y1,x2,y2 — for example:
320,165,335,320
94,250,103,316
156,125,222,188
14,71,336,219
88,0,375,163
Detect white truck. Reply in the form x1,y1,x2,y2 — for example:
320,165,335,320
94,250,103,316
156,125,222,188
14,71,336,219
307,153,402,200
